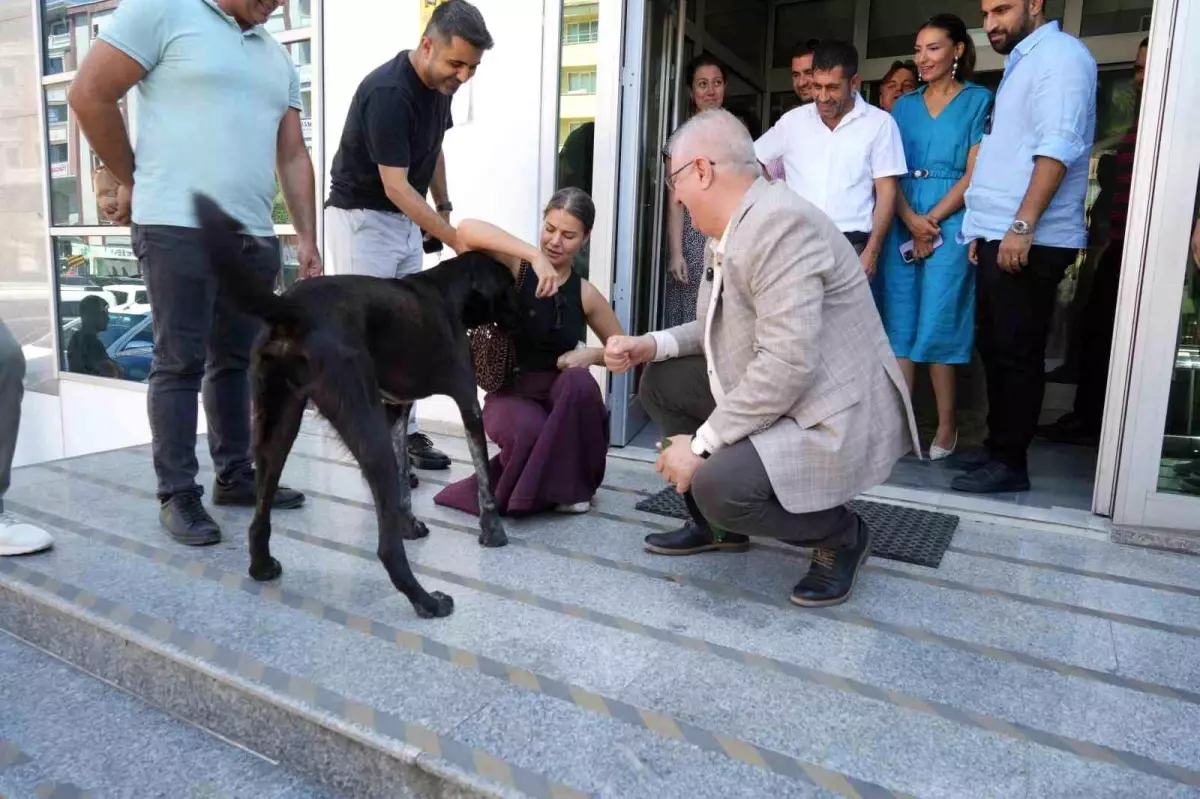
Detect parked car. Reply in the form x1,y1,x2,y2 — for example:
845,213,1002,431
59,309,154,382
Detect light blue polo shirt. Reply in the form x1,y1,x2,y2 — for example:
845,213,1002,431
100,0,301,236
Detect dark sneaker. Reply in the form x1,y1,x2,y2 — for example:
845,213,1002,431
644,520,749,556
160,493,221,547
950,461,1031,494
790,517,871,608
943,446,991,472
409,433,451,471
212,474,306,509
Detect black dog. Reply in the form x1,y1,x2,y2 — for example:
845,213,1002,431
194,193,520,619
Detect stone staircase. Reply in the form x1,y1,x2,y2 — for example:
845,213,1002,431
2,421,1199,798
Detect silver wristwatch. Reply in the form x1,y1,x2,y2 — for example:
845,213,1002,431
1010,219,1033,236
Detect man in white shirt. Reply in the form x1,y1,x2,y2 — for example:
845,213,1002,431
755,39,907,278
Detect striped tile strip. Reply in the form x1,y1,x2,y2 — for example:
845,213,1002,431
0,739,32,770
0,558,587,799
1,503,910,799
283,448,1200,606
12,499,1200,790
40,464,1200,710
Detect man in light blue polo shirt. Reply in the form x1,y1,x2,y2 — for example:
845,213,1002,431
69,0,321,545
951,0,1096,495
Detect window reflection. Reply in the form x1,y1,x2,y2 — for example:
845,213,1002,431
1081,0,1153,37
1157,180,1200,497
45,84,128,227
265,0,313,33
555,0,601,281
272,41,315,226
41,0,121,75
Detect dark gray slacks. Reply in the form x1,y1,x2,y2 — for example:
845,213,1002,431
135,224,281,501
638,356,855,547
0,320,24,513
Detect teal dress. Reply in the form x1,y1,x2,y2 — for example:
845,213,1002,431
875,83,993,365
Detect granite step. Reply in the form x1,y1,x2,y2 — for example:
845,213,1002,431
0,630,338,799
2,436,1200,799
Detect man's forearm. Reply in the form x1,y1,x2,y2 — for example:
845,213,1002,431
386,183,457,247
1015,156,1068,228
430,150,450,208
69,96,135,185
867,180,898,255
278,150,318,242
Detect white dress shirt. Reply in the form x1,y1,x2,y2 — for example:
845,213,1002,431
754,98,907,233
650,219,732,458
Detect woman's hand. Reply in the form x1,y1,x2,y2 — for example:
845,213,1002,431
912,237,935,263
530,254,560,298
669,253,688,284
557,348,598,371
906,212,941,243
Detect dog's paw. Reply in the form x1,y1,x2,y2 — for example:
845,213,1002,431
478,518,508,548
249,557,283,582
402,519,430,540
414,591,455,619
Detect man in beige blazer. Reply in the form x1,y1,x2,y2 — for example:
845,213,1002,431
606,109,919,607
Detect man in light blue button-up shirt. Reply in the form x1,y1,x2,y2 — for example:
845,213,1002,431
952,0,1096,495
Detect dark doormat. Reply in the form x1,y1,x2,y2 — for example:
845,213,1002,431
634,488,959,569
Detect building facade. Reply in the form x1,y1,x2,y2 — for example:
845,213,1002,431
1,0,1197,536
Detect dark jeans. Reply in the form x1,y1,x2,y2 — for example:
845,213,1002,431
1072,243,1122,430
844,231,870,256
976,239,1079,471
134,224,281,501
638,356,855,548
0,320,25,514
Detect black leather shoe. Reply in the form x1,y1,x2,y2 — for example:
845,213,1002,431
160,493,221,546
644,521,749,556
950,461,1031,494
212,474,306,509
944,446,991,472
790,516,871,608
409,433,451,471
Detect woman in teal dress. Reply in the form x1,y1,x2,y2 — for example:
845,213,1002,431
875,13,993,460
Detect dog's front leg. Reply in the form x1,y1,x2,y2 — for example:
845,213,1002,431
388,401,429,541
457,397,507,548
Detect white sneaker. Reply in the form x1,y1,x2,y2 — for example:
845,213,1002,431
555,500,592,514
0,512,54,556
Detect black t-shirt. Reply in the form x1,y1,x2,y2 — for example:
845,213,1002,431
67,330,112,376
326,51,453,213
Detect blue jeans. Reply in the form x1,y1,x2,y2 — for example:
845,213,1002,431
134,224,281,500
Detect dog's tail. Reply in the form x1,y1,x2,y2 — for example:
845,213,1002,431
192,192,308,331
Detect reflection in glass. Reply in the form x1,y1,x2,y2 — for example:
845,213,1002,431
1156,182,1200,497
41,0,122,75
265,0,313,33
1081,0,1153,37
44,84,128,226
555,0,601,280
271,40,315,226
278,235,302,291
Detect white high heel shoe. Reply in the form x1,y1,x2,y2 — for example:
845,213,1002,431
929,433,958,461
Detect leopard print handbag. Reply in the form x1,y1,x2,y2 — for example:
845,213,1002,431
468,262,527,393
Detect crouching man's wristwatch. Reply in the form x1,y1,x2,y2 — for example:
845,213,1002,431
1010,219,1033,236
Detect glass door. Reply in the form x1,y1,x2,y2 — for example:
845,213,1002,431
1109,0,1200,531
609,0,684,446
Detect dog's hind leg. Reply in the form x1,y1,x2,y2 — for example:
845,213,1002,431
314,369,452,618
454,395,507,548
384,401,428,541
247,356,305,582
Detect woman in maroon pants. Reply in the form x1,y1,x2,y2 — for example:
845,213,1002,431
435,188,625,516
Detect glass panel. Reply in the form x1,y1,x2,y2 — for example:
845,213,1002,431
278,234,302,292
44,83,129,227
554,0,603,280
705,0,767,73
1080,0,1154,37
271,40,315,227
2,3,57,391
39,0,123,75
264,0,313,34
773,0,856,69
51,235,150,383
1156,179,1200,497
866,0,1066,60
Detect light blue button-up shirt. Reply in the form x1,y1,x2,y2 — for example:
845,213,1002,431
962,21,1097,248
100,0,301,235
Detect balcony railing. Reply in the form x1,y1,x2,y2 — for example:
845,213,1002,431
47,33,72,52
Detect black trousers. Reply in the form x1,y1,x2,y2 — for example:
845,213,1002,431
135,224,281,501
975,240,1079,471
637,356,855,548
1071,243,1123,430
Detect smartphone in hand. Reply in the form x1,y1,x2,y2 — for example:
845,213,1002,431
900,234,945,264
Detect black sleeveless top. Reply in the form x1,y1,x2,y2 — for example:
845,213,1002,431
513,263,586,374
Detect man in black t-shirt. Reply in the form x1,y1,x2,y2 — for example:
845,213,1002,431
67,295,123,379
324,0,493,471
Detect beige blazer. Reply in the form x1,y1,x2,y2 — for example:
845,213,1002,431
658,179,920,514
